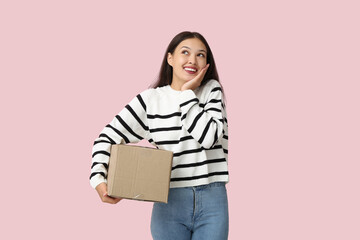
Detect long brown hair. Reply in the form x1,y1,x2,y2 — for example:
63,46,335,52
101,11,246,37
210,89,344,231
149,31,226,103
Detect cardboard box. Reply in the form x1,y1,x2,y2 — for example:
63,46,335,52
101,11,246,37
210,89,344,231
107,144,173,203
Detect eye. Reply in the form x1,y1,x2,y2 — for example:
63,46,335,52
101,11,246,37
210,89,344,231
182,50,189,55
198,53,205,57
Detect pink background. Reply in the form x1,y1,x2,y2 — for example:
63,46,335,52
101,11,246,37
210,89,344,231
1,0,359,239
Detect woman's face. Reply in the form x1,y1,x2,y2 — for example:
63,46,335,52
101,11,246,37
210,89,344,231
167,38,208,84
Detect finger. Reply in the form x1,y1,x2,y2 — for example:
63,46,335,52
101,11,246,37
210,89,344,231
199,66,208,79
103,195,119,204
201,64,210,74
103,193,122,202
107,195,122,200
110,197,122,204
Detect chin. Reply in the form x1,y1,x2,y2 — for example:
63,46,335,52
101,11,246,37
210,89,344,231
184,74,198,81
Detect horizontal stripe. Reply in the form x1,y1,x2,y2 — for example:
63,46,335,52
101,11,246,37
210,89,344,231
173,148,203,157
92,150,110,158
205,107,221,113
181,113,187,121
150,126,182,133
198,118,213,144
223,135,228,140
91,162,109,169
89,172,106,180
182,108,222,123
173,145,222,157
223,149,228,154
93,139,112,146
147,112,181,119
188,110,205,133
99,133,116,144
210,87,222,93
172,158,226,170
180,98,199,108
200,100,222,108
125,104,149,131
136,94,146,111
204,99,224,109
155,135,193,145
171,171,228,182
207,99,222,104
115,115,143,141
106,124,130,143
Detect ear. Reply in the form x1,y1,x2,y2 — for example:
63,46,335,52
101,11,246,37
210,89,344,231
167,52,173,67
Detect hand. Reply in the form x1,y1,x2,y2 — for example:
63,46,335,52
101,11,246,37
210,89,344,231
95,182,122,204
181,64,210,91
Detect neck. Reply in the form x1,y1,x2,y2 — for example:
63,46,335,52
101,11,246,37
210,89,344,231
170,82,183,91
170,75,188,91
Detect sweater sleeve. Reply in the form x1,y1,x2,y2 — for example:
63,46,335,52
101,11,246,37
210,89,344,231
89,91,150,189
178,80,226,149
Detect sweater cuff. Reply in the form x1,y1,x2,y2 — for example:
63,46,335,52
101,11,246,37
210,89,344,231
90,175,107,189
179,90,198,107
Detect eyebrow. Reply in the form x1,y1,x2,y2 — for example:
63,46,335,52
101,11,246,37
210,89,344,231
181,46,207,53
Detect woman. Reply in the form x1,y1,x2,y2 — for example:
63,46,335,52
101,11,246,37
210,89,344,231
90,31,229,240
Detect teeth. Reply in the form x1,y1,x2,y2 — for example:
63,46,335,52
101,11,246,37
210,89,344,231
184,68,196,72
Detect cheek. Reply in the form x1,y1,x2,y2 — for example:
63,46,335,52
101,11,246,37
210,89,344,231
178,56,188,64
199,59,207,67
175,58,187,69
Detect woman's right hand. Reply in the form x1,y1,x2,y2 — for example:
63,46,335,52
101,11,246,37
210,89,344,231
95,182,123,204
181,63,210,91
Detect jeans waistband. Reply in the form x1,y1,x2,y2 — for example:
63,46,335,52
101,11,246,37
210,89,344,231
190,181,226,190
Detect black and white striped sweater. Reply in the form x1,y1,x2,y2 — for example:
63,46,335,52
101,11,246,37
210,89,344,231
90,79,229,189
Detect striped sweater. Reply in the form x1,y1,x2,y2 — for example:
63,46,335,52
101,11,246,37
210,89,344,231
90,79,229,189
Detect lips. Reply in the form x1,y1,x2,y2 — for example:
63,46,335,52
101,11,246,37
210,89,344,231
184,66,198,74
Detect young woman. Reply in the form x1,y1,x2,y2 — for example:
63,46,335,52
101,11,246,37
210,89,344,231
90,31,229,240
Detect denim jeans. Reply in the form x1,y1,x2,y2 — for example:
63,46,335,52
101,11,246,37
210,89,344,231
150,182,229,240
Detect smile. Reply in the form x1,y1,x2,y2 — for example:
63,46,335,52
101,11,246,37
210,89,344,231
184,67,197,74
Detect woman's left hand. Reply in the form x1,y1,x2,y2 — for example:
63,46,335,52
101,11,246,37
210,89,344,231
181,64,210,91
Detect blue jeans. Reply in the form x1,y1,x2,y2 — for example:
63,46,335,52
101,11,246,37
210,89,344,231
150,182,229,240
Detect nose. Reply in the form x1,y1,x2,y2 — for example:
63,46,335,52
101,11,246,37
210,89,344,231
188,54,197,65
